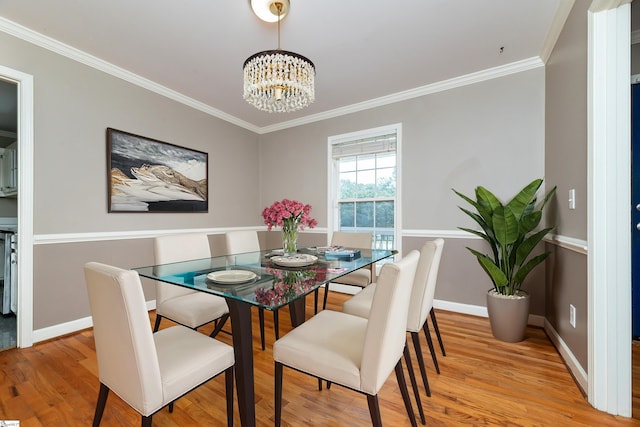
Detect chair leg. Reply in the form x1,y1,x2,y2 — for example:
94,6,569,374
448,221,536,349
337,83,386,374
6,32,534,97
274,310,280,340
259,308,266,350
430,308,446,356
209,314,230,338
322,283,330,310
411,331,432,396
168,402,174,413
153,314,162,332
366,394,383,427
403,344,426,424
394,359,418,427
422,321,440,375
92,383,110,427
225,366,234,427
275,362,284,427
141,415,152,427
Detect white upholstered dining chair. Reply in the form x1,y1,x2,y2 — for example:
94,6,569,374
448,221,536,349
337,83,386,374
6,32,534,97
84,262,235,427
273,250,421,427
153,233,230,337
342,239,445,421
318,231,373,311
224,229,277,350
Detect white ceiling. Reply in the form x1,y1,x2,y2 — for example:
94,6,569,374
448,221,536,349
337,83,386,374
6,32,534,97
0,0,566,133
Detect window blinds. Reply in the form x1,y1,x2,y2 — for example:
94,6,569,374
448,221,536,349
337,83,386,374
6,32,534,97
331,132,397,158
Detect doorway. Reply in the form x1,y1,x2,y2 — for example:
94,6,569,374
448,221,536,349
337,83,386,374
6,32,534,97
0,79,17,350
0,64,34,350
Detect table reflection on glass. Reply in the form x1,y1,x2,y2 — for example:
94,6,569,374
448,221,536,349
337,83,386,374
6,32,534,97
134,247,396,427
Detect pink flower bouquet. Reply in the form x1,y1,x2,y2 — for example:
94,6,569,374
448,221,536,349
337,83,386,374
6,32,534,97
261,198,318,231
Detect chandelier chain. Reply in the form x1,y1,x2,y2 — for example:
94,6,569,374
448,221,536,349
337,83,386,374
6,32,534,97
277,2,282,50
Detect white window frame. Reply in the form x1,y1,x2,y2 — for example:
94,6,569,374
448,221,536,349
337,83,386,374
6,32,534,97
327,123,402,256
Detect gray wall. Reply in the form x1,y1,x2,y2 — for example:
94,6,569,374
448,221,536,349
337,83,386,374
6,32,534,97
0,30,263,329
258,68,547,313
544,0,590,370
0,13,566,333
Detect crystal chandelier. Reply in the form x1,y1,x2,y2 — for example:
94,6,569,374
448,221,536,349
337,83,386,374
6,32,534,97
243,0,315,113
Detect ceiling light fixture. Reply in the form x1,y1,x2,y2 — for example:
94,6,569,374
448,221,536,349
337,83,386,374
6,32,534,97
243,0,315,113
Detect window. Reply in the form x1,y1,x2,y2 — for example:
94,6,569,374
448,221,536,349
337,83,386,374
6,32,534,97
328,124,401,253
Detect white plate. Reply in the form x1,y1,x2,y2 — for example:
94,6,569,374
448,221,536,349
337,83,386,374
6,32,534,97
270,254,318,267
207,270,257,284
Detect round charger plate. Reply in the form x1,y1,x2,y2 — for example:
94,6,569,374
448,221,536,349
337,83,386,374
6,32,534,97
270,254,318,267
207,270,257,284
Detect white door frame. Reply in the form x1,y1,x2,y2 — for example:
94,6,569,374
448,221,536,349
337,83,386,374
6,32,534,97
587,0,631,416
0,65,34,348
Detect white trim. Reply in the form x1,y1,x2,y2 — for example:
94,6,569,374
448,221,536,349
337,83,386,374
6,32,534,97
32,226,328,245
32,227,589,255
540,0,577,63
587,1,631,416
402,229,479,239
327,123,403,256
34,226,262,245
0,65,35,349
403,229,589,255
546,234,589,255
36,295,553,346
433,299,545,328
0,14,544,136
0,17,261,134
544,319,589,393
32,300,156,343
259,58,544,134
0,16,547,136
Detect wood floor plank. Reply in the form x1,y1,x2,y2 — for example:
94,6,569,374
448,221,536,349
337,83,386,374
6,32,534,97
0,290,637,426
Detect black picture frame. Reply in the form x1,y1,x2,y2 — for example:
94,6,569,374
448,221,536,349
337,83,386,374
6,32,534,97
107,128,208,213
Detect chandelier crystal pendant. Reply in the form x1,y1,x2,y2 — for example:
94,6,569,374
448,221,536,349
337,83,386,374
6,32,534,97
244,0,315,113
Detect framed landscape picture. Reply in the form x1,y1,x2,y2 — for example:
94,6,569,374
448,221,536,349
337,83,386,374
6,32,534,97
107,128,208,212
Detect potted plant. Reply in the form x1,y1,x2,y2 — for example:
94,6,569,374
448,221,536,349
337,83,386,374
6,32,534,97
453,178,556,342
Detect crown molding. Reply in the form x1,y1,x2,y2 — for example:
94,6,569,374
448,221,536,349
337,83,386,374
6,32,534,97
0,15,544,136
0,16,262,134
257,57,544,134
539,0,575,63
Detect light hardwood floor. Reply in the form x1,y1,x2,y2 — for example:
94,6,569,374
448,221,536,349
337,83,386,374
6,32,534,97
0,291,637,426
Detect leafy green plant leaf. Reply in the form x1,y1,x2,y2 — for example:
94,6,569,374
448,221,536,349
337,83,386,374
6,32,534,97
514,252,550,285
493,205,519,246
507,179,542,220
467,248,508,287
453,179,556,295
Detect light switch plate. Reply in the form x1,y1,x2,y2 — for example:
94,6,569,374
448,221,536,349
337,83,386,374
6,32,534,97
569,189,576,210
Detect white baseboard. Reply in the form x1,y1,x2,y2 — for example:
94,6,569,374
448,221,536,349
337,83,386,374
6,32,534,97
35,294,575,388
433,299,545,327
32,300,156,344
544,319,588,393
32,315,94,343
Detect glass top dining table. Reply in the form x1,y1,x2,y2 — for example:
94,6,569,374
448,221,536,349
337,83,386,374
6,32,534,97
134,246,396,427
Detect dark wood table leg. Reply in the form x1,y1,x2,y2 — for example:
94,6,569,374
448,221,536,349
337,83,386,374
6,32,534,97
289,295,307,327
226,299,255,427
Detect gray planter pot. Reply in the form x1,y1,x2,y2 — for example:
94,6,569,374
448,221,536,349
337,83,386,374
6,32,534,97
486,289,530,342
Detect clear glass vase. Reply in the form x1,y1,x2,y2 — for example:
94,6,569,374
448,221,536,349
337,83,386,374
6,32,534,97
282,220,299,256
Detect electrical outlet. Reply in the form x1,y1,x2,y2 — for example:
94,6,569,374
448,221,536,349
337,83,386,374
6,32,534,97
569,304,576,328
